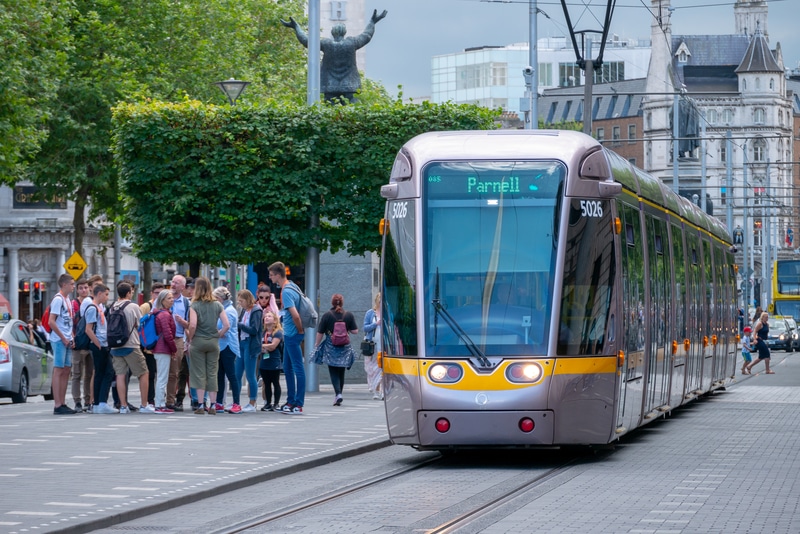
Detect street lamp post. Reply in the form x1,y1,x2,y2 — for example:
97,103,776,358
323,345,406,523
214,78,250,293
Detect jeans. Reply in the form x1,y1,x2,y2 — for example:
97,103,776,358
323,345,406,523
283,332,306,407
90,345,114,406
217,346,240,406
238,341,259,402
154,353,171,407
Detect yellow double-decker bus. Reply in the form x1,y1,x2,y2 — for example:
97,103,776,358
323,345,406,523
772,260,800,320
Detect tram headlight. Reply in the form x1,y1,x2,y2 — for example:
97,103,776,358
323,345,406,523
505,362,543,383
429,363,463,383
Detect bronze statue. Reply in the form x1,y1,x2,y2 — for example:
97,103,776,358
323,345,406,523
281,9,388,103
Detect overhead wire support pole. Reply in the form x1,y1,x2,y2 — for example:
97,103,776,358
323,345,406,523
559,0,616,136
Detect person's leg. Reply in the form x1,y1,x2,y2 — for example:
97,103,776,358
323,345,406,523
205,345,220,406
177,347,190,406
328,365,342,396
283,343,297,408
82,352,94,406
286,333,305,407
259,368,273,405
51,340,69,408
91,346,113,407
244,347,258,405
167,339,184,407
222,348,240,406
144,351,157,405
154,353,171,407
269,369,281,407
69,350,83,408
235,343,245,400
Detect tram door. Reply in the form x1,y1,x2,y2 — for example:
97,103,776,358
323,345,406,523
684,233,704,396
644,215,671,414
616,201,646,431
669,224,688,408
700,240,715,391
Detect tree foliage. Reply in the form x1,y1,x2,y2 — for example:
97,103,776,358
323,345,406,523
112,100,498,265
0,0,71,183
25,0,307,253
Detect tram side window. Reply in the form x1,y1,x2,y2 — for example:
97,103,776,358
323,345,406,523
620,202,645,365
703,241,714,337
558,198,615,355
382,200,418,356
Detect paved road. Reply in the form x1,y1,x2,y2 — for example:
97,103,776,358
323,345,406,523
2,352,799,533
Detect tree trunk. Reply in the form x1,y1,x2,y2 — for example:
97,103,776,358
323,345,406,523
142,261,152,301
189,261,201,278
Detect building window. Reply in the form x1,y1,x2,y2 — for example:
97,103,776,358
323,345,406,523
628,124,636,143
612,126,620,142
628,158,636,166
754,108,766,124
720,144,726,163
753,138,766,162
456,62,508,90
646,112,652,129
742,79,747,91
679,51,687,63
755,77,761,90
593,62,625,84
559,63,581,87
770,78,775,90
722,109,734,124
707,109,718,124
596,127,605,141
539,63,553,87
330,1,347,20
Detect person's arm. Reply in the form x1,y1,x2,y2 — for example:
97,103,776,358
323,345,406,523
85,306,101,349
239,309,260,336
218,308,230,338
186,308,197,342
49,296,70,346
288,306,303,334
363,309,378,335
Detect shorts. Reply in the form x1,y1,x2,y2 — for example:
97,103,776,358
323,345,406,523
741,350,752,363
111,347,148,377
52,339,73,368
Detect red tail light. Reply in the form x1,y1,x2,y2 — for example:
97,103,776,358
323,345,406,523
435,418,450,433
519,418,535,433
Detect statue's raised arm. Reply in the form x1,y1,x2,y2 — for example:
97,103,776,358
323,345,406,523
280,17,309,47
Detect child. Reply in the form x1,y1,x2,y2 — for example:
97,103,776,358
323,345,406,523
741,326,753,374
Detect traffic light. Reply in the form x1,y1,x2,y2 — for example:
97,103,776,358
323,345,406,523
32,280,42,303
18,279,29,292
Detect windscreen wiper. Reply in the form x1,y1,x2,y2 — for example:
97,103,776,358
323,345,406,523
431,299,492,367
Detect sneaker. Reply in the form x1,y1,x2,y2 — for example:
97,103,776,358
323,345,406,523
54,404,76,415
208,405,217,415
333,394,343,406
261,404,274,412
119,405,131,414
284,405,303,415
85,404,93,413
280,403,294,413
127,404,139,412
241,403,256,413
155,406,174,414
172,404,184,412
193,405,206,415
74,402,82,412
139,404,157,414
213,403,225,412
94,403,119,414
228,403,242,414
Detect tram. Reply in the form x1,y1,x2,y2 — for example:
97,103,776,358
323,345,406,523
378,130,738,449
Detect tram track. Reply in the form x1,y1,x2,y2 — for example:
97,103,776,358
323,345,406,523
209,453,443,534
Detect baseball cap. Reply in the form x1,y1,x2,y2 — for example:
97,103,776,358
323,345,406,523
185,277,195,287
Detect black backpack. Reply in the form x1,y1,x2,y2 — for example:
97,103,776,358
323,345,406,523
74,304,97,351
107,301,134,348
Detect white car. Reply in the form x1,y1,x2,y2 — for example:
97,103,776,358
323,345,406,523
0,320,54,403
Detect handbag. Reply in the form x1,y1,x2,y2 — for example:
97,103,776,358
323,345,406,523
360,340,375,356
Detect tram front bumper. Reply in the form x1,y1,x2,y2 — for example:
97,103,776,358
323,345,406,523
417,410,554,448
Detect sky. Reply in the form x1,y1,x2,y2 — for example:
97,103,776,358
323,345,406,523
362,0,800,99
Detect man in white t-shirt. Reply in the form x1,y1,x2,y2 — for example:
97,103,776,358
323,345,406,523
48,274,76,415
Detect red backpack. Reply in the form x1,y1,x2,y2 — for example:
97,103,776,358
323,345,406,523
42,295,66,334
331,320,349,346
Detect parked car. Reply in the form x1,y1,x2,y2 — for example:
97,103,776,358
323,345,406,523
785,317,800,352
765,316,794,352
0,320,54,403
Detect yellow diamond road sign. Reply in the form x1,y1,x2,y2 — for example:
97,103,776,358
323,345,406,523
64,251,87,280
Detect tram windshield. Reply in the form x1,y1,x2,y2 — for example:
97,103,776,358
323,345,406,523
423,160,564,357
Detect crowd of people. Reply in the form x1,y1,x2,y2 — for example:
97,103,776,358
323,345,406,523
44,261,384,416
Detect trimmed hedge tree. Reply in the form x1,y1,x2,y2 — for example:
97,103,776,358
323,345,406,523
112,99,497,266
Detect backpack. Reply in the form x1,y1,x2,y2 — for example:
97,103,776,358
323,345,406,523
284,282,318,329
42,295,66,334
138,309,164,351
74,304,97,351
331,320,349,346
107,301,134,348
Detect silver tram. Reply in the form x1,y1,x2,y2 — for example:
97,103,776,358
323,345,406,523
378,130,737,449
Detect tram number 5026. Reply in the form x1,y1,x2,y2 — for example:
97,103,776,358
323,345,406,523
580,200,604,218
391,201,409,219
